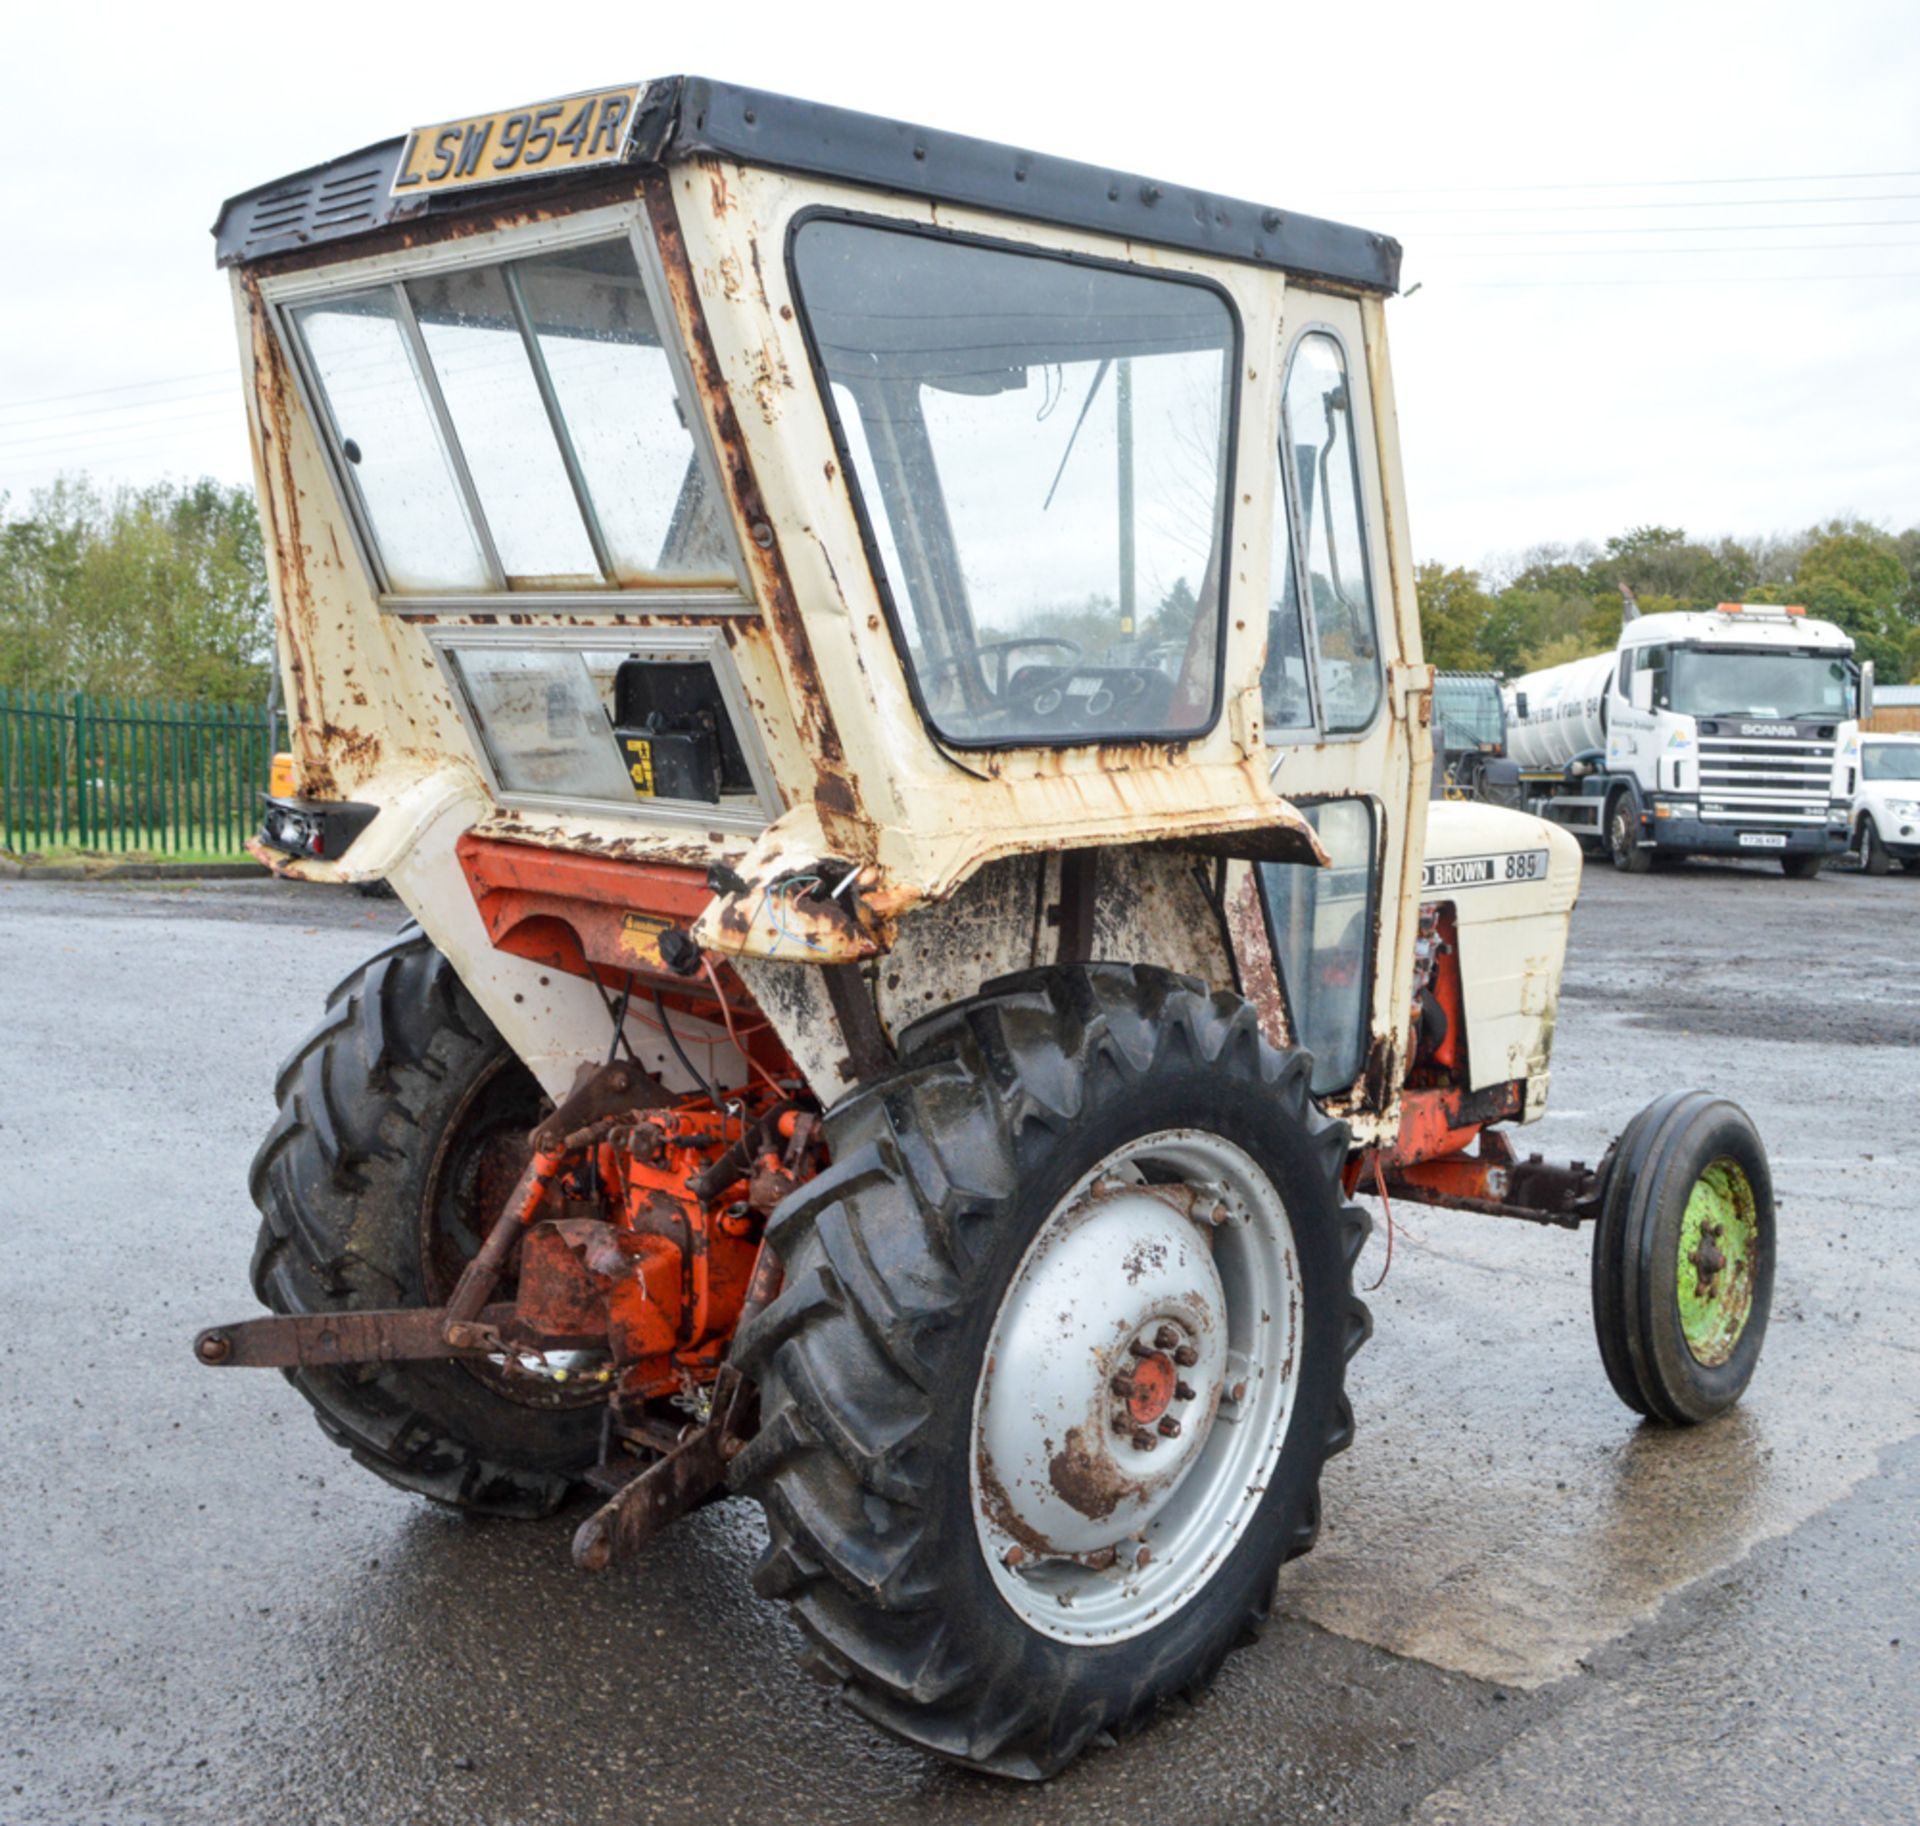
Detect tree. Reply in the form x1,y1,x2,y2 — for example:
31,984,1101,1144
1786,523,1914,679
1591,524,1755,608
0,476,271,702
1414,563,1496,670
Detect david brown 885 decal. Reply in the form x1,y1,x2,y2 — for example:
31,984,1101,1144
1421,850,1550,892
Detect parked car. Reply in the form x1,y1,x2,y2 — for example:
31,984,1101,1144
1851,732,1920,873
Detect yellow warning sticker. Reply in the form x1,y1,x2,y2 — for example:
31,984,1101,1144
621,735,655,797
619,911,671,968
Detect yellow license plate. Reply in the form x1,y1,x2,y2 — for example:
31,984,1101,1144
390,84,645,198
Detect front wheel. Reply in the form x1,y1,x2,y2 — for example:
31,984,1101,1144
1608,797,1652,874
1781,852,1825,880
1591,1090,1774,1424
733,965,1370,1777
1861,821,1893,876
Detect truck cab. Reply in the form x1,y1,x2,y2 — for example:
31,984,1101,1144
1508,604,1863,877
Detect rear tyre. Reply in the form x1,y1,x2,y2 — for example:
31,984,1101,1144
1861,821,1893,876
1607,797,1652,874
1591,1090,1774,1425
733,965,1369,1777
1781,852,1824,880
248,930,601,1515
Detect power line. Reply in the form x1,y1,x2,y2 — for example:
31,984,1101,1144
1418,216,1920,239
0,386,235,434
1380,191,1920,218
1320,167,1920,198
0,368,231,416
1423,239,1920,259
0,403,242,456
1434,271,1920,289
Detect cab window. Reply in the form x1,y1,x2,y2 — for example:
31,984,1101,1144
1279,333,1382,735
790,217,1239,749
1261,449,1313,731
289,237,737,595
1257,799,1377,1095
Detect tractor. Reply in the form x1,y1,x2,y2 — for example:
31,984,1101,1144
196,77,1776,1778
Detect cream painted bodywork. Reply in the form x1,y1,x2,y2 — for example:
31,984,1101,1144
1420,802,1583,1120
234,157,1439,1134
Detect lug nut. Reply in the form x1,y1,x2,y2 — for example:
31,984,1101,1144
1131,1430,1158,1452
1128,1338,1153,1358
1175,1381,1196,1402
1157,1416,1181,1439
1153,1324,1180,1351
1173,1344,1199,1368
1110,1372,1135,1397
1112,1408,1133,1434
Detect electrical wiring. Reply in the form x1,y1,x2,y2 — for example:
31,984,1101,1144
701,955,789,1099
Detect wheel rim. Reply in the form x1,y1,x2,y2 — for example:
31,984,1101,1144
1675,1156,1760,1368
1610,805,1633,865
420,1051,606,1410
970,1128,1303,1645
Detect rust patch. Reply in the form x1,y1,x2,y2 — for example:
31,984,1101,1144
644,176,865,838
1047,1424,1141,1522
1225,864,1290,1046
1120,1236,1169,1287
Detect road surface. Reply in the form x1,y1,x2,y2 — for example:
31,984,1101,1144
1,859,1913,1823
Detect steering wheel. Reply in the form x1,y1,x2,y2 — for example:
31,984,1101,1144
919,637,1083,704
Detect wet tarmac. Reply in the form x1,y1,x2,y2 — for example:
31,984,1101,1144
1,860,1914,1823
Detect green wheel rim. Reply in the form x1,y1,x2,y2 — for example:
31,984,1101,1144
1675,1157,1759,1367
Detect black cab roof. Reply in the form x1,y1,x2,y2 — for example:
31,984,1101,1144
214,75,1401,294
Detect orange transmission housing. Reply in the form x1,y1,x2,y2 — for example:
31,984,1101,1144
512,1091,822,1406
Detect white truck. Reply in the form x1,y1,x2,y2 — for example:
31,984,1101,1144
1505,602,1868,878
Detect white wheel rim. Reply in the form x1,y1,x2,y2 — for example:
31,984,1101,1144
969,1128,1304,1644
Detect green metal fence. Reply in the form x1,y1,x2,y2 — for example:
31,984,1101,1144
0,688,283,857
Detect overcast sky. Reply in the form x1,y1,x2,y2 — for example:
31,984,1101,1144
2,0,1915,569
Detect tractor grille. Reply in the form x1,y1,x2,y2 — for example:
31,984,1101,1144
1697,733,1835,824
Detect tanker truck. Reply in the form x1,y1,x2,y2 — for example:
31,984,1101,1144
1505,601,1867,877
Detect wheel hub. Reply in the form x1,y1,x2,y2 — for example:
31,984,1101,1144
1677,1158,1758,1368
1113,1321,1202,1441
976,1181,1228,1558
971,1129,1306,1645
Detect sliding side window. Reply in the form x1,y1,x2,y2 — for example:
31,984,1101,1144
1279,332,1383,736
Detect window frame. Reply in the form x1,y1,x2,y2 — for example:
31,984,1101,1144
1267,319,1388,746
423,622,783,831
784,206,1246,754
260,200,752,614
1255,794,1381,1099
